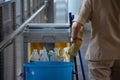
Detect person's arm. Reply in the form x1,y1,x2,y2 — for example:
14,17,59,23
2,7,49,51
71,22,83,42
67,0,92,56
68,22,83,56
71,0,92,42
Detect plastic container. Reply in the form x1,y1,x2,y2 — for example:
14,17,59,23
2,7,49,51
55,43,69,56
24,62,73,80
30,49,40,62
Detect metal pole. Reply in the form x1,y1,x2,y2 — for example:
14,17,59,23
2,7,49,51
0,0,48,52
11,2,16,80
27,23,70,28
27,0,31,17
78,50,86,80
21,0,25,23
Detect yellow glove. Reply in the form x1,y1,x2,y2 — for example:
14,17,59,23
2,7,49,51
62,39,82,61
68,40,82,56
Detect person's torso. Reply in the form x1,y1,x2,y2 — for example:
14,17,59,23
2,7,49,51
86,0,120,60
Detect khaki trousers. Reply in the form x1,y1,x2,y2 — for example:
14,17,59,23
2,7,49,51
88,60,120,80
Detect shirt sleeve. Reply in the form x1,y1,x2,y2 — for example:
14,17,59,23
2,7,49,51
73,0,92,25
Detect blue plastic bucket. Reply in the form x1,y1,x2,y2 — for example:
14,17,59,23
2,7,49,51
24,62,73,80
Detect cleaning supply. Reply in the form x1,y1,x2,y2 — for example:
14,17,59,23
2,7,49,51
54,48,60,61
55,43,69,57
48,50,54,61
50,52,58,62
50,48,60,61
63,47,70,62
68,27,84,56
30,49,40,62
39,48,49,62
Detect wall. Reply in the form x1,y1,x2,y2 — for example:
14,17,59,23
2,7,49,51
68,0,83,15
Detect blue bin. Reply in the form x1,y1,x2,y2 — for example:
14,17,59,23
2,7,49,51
24,62,73,80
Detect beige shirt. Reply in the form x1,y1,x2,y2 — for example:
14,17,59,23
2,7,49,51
74,0,120,60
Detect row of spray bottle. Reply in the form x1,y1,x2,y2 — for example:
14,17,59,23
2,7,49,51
30,47,63,62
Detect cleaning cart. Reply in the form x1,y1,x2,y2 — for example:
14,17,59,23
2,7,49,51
23,0,86,80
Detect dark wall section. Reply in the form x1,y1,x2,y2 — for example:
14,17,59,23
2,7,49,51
0,6,4,80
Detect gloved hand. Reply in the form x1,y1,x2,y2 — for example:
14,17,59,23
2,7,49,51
67,39,82,56
62,39,82,61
